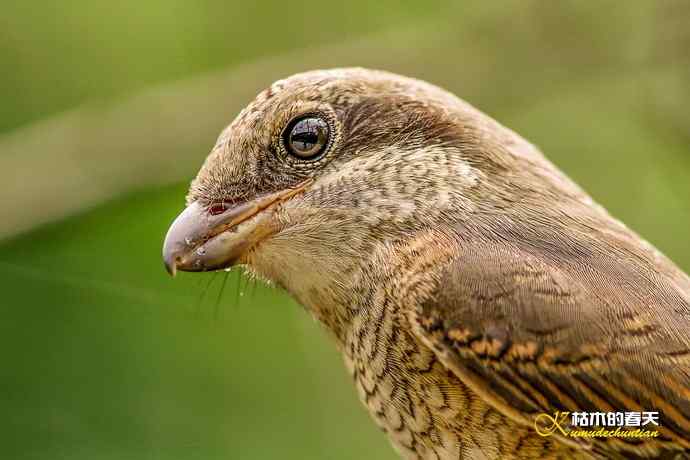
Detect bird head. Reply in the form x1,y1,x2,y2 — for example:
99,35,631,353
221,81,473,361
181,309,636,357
163,68,569,322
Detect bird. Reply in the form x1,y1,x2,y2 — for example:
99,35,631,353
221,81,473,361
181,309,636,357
162,68,690,459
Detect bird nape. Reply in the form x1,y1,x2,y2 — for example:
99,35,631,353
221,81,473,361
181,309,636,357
162,68,690,460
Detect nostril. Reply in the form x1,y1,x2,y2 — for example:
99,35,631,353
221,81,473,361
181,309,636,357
208,203,228,215
208,197,243,216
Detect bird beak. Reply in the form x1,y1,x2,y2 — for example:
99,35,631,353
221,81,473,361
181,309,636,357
162,179,312,276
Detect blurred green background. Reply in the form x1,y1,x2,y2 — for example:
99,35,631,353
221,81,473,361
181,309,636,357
1,1,689,459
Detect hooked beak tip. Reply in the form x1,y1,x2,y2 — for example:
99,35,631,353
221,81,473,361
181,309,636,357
162,201,205,277
164,257,178,277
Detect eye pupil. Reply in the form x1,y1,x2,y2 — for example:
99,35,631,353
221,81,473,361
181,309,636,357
293,131,318,149
285,116,329,159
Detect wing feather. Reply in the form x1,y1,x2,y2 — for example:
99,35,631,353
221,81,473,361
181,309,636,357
409,238,690,457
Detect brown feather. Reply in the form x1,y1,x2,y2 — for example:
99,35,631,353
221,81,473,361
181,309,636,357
176,68,690,459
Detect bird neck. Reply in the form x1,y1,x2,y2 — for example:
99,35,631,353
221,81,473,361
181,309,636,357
281,228,459,346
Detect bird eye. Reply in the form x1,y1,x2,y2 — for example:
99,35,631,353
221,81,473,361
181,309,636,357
284,116,329,159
